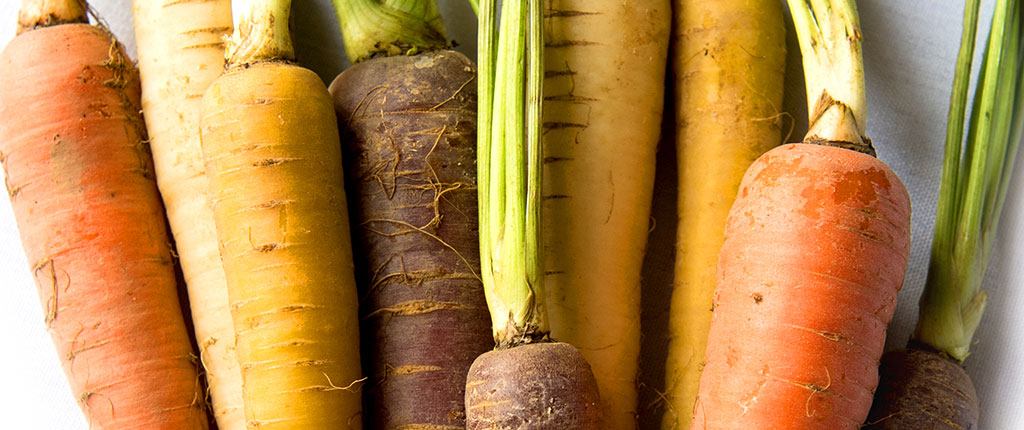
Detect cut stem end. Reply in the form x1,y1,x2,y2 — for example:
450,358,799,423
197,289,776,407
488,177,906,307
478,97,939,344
332,0,447,63
804,91,875,155
226,0,295,67
17,0,87,34
788,0,869,148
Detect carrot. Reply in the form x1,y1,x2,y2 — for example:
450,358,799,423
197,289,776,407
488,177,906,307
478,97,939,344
662,2,786,427
540,1,669,426
865,0,1023,427
690,1,912,428
130,2,243,429
327,2,492,428
866,348,980,428
0,1,206,429
198,0,363,427
467,341,601,428
464,0,600,428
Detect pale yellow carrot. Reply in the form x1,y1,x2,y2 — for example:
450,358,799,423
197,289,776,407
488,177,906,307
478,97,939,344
131,1,243,429
542,1,670,428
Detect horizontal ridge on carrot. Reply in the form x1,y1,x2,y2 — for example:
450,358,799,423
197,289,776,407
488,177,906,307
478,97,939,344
690,1,912,428
0,0,207,428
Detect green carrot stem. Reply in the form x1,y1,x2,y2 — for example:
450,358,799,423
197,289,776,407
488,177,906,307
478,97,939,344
477,0,496,313
494,0,528,340
985,8,1023,231
996,27,1024,225
226,0,295,67
932,0,982,268
477,0,546,347
17,0,87,33
787,0,870,152
524,0,542,301
915,0,1023,361
331,0,446,63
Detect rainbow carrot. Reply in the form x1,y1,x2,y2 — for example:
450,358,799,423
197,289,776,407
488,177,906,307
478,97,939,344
691,1,912,428
131,1,243,428
329,1,492,427
198,0,364,427
0,1,206,428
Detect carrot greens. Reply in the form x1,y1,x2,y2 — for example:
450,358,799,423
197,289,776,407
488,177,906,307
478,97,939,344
476,0,546,346
864,3,1022,428
465,1,600,427
916,0,1023,363
789,0,871,153
331,0,446,62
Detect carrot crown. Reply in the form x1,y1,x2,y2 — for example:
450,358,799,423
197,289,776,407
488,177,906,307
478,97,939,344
476,0,546,348
915,0,1023,362
225,0,295,67
788,0,872,155
332,0,447,63
17,0,87,34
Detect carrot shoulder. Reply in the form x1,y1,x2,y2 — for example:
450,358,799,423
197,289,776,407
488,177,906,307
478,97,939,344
691,143,910,428
0,23,206,429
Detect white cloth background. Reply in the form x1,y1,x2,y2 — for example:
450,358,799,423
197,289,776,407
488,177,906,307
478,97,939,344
0,0,1020,428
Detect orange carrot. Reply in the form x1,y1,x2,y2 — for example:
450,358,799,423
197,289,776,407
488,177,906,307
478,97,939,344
689,2,912,428
0,5,206,429
691,144,910,428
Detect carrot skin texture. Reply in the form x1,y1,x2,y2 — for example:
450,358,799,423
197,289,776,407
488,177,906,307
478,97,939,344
131,1,243,428
0,24,206,430
329,50,492,429
465,342,601,430
663,2,786,427
541,1,670,426
691,143,911,429
864,347,979,429
201,62,364,429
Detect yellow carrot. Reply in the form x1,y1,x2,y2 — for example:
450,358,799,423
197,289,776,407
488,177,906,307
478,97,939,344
661,2,786,428
542,1,670,428
131,2,243,428
199,0,363,427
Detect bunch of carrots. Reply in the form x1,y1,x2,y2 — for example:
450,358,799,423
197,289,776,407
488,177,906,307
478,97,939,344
1,0,1021,429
